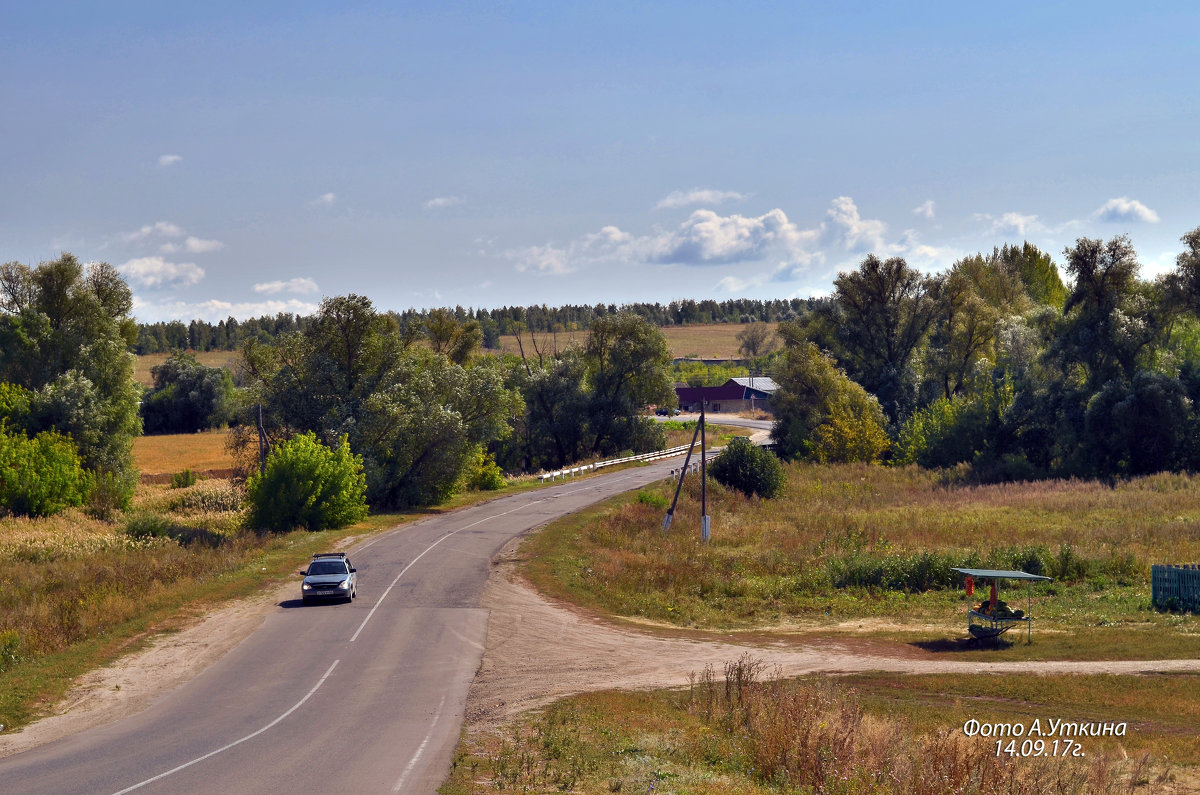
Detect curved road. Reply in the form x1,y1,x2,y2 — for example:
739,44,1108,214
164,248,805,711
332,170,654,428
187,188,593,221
0,460,687,794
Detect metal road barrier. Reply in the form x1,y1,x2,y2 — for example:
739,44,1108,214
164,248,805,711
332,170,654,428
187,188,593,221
537,444,697,483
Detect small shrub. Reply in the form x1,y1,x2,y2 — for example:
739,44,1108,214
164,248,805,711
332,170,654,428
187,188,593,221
86,469,135,519
459,446,506,492
708,437,784,499
124,512,173,540
636,490,668,509
0,427,93,517
171,468,199,489
246,432,368,532
167,480,244,513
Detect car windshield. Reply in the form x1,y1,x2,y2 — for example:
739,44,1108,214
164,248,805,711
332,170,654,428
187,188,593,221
307,560,347,575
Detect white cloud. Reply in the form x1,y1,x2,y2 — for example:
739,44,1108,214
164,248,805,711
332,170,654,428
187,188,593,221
424,196,464,209
253,277,319,295
157,154,182,167
913,200,936,220
510,197,900,282
118,256,205,288
822,196,888,252
131,296,320,323
655,188,747,210
715,274,768,293
124,221,184,242
1093,196,1160,224
184,236,224,253
975,211,1040,236
647,209,810,264
311,192,337,206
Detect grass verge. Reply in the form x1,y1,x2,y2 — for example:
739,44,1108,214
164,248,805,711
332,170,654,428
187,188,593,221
443,658,1183,794
522,463,1200,660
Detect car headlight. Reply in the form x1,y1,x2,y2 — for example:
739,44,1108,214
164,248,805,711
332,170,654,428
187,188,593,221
337,579,350,589
302,582,312,590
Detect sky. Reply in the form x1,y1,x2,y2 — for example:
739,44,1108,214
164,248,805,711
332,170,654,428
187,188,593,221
3,2,1198,323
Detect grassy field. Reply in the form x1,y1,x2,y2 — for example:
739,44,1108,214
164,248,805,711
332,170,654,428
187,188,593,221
133,351,240,387
132,429,237,474
442,661,1183,794
521,462,1200,660
495,322,778,360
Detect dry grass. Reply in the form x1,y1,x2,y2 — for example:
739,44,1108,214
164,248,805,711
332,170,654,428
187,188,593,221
523,463,1200,655
132,430,236,474
444,656,1173,794
133,351,239,387
492,322,779,360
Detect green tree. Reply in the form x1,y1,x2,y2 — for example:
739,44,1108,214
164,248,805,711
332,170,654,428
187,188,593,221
708,437,784,498
141,352,237,434
0,255,141,506
736,322,776,359
826,255,942,422
583,312,673,456
771,328,889,463
240,295,520,508
246,432,367,531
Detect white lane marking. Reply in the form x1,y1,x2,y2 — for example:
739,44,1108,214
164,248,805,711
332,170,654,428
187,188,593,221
349,500,545,642
110,660,340,795
392,695,447,792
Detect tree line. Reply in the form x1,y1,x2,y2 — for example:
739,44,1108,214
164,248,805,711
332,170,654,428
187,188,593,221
133,298,817,354
770,230,1200,480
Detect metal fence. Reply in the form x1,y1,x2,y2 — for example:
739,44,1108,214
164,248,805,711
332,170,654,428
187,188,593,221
1151,564,1200,611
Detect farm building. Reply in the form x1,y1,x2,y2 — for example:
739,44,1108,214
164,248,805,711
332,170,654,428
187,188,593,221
675,376,778,414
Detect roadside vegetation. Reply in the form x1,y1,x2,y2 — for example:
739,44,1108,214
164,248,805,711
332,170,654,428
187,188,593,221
443,657,1180,794
523,462,1200,660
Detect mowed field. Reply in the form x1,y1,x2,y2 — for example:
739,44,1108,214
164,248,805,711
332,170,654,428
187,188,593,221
133,350,240,387
494,322,778,360
132,429,236,474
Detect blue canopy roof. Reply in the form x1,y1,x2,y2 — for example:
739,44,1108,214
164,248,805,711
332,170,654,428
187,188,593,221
951,567,1052,582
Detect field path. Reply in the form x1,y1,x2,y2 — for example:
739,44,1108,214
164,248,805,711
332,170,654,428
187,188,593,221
466,541,1200,732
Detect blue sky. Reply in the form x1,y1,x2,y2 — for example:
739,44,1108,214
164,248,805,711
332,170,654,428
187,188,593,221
3,2,1197,322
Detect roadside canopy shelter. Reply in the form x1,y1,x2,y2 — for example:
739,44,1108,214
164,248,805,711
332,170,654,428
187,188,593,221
951,567,1053,643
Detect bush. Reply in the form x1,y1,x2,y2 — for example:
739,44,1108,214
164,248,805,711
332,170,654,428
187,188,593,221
124,512,173,540
171,468,199,489
708,437,785,499
0,427,93,517
246,432,368,531
458,446,506,491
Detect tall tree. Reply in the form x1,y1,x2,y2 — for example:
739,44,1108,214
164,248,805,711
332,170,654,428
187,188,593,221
828,255,942,423
240,295,520,508
0,255,141,502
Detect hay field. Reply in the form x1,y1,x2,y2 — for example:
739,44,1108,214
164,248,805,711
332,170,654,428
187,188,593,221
133,430,236,474
494,322,779,360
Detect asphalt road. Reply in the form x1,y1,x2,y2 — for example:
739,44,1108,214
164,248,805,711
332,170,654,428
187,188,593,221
0,459,689,794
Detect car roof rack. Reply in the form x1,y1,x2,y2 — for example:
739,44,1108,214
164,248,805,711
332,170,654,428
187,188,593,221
312,552,347,559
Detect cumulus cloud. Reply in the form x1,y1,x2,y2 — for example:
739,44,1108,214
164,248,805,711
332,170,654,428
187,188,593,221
311,192,337,206
183,236,224,253
124,221,184,242
655,188,747,210
1093,197,1160,224
253,277,319,295
510,197,899,283
119,257,205,289
424,196,464,209
132,296,320,324
913,200,936,220
975,211,1040,236
822,196,888,252
157,154,183,167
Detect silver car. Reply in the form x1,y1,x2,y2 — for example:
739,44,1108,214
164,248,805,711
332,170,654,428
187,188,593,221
301,552,357,604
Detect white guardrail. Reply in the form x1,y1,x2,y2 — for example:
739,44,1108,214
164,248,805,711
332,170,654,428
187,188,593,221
537,443,716,483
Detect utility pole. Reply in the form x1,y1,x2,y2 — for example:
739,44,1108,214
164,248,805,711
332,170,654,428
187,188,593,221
662,418,703,531
700,399,710,542
257,403,270,475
